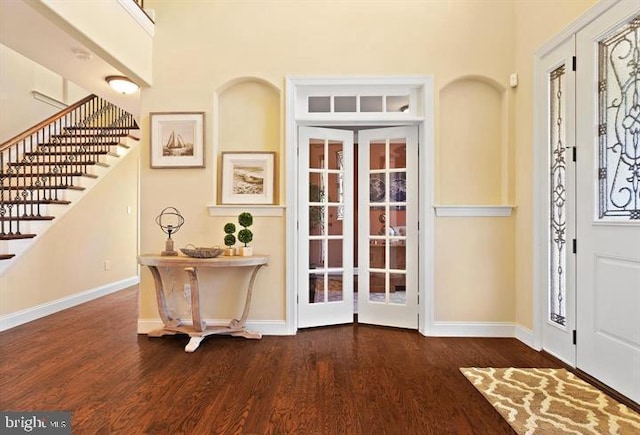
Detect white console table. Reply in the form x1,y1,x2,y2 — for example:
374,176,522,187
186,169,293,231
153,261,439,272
138,254,268,352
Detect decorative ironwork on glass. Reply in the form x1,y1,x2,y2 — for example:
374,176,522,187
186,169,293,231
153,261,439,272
598,16,640,220
549,64,567,327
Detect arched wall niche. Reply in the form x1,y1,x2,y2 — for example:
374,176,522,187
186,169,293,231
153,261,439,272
215,76,281,204
438,75,509,205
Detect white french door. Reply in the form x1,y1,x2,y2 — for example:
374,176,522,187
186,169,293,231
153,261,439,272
358,127,419,328
297,125,419,329
298,127,354,328
575,2,640,403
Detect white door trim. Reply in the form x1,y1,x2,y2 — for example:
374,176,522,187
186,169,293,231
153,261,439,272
285,75,434,335
533,0,625,352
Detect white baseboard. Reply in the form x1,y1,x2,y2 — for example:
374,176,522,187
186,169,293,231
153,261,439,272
430,321,516,337
137,318,290,336
0,276,139,331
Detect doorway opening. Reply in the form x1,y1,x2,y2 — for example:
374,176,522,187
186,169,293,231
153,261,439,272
286,76,434,335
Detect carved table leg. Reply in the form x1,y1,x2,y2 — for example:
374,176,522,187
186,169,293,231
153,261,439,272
148,265,181,332
185,267,206,332
229,264,264,339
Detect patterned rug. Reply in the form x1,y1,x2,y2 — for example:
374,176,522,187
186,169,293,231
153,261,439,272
461,367,640,434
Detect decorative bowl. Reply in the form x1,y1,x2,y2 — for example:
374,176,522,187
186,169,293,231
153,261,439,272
180,245,223,258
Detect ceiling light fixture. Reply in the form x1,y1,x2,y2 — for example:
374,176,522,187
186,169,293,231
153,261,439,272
105,75,139,95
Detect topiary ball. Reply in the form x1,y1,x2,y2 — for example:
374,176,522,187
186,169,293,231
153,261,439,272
238,212,253,228
224,222,236,234
224,234,236,247
238,229,253,246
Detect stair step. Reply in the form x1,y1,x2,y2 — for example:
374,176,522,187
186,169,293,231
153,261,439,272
39,141,120,147
1,185,85,191
64,126,137,132
8,161,98,167
52,133,128,139
40,140,120,146
1,199,71,205
0,254,15,260
0,216,55,221
0,233,37,240
2,172,98,179
25,151,109,157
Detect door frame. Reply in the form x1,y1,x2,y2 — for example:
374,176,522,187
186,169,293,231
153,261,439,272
285,75,434,335
532,0,625,353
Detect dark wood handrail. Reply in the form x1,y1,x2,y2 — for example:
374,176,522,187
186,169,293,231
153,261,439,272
0,94,97,152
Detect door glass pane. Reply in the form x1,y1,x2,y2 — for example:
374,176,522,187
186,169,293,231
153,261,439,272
369,272,386,297
386,95,410,112
389,244,405,271
309,239,324,268
309,139,325,169
327,174,340,203
310,272,326,303
549,64,567,327
335,96,357,112
328,206,343,235
308,96,330,113
361,96,383,112
327,274,344,302
369,173,386,202
370,242,386,269
387,207,406,233
389,141,407,169
328,142,343,170
309,206,325,236
370,208,387,236
370,141,386,170
309,172,324,200
598,15,640,220
389,172,406,203
389,273,406,304
327,239,343,268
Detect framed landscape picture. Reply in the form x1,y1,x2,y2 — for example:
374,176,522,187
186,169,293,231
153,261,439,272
221,152,275,204
150,112,205,168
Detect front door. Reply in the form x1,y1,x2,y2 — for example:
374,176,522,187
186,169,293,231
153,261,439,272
297,125,420,329
575,3,640,402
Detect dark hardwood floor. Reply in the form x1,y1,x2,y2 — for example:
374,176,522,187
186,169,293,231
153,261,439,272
0,287,562,434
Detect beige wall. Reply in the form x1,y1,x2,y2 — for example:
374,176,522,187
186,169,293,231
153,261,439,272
0,147,139,317
0,44,87,143
138,0,596,329
513,0,596,329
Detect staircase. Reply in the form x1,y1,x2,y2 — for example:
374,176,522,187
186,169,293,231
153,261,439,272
0,95,139,263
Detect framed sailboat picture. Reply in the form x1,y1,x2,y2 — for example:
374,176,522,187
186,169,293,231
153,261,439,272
150,112,205,168
221,152,275,204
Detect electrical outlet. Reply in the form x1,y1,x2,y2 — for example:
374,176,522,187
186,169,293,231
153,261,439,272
183,283,191,300
104,260,112,271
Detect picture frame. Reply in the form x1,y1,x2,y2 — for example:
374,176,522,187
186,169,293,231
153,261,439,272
150,112,205,168
221,152,275,204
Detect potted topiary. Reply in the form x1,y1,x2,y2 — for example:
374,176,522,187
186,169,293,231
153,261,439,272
223,222,236,256
237,212,253,256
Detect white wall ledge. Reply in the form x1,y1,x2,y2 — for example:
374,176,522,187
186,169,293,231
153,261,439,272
434,205,516,217
207,205,285,217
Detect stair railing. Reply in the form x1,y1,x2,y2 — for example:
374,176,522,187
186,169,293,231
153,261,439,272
0,94,138,237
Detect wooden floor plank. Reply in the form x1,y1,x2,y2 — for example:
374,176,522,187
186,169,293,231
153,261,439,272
0,287,562,434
